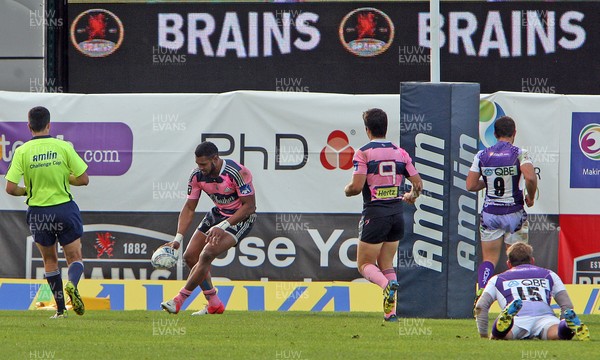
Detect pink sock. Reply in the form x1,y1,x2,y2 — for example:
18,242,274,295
174,287,193,305
361,264,389,289
203,288,222,307
382,268,396,282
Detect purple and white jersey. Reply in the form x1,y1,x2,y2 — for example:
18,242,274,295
470,141,532,215
483,264,566,317
352,140,418,217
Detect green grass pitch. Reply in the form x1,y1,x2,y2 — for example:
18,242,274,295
1,311,597,359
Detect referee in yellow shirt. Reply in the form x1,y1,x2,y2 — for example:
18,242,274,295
4,106,88,318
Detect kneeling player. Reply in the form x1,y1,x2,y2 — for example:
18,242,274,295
475,242,589,340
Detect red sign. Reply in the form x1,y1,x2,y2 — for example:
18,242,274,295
558,215,600,284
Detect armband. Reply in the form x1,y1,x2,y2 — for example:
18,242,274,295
215,220,231,230
173,233,184,244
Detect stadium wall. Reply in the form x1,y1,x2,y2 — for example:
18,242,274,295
0,90,598,285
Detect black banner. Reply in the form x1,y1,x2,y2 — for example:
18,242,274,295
67,2,600,94
1,211,362,281
1,210,558,282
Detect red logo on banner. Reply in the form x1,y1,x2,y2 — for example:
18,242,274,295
320,130,354,170
357,13,376,39
87,13,107,40
95,232,116,258
339,7,394,57
70,9,124,58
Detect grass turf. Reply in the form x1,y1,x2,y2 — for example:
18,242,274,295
0,311,596,359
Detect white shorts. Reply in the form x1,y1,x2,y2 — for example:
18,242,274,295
480,210,528,244
511,315,560,340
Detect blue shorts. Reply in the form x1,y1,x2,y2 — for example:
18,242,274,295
358,213,404,244
27,201,83,247
198,207,256,244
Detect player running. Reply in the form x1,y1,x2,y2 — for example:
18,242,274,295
4,106,88,318
466,116,537,312
475,242,589,340
161,141,256,315
344,108,422,322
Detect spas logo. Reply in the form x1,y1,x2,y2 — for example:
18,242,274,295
479,100,506,149
339,8,394,57
320,131,354,170
70,9,124,57
578,123,600,161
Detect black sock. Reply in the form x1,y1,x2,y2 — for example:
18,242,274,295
45,270,65,313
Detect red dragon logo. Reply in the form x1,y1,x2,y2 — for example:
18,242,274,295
87,13,106,40
356,12,376,39
95,232,115,258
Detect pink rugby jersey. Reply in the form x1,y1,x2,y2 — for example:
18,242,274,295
187,159,254,217
353,140,418,215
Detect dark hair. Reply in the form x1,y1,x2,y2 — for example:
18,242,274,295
363,108,387,138
494,116,516,139
195,141,219,158
507,242,533,267
28,106,50,132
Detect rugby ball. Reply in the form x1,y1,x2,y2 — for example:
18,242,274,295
151,246,179,269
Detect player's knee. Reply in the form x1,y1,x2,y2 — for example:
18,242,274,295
182,252,197,268
43,256,59,269
63,250,82,265
199,250,216,264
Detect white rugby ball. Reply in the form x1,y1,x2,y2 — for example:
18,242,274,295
151,246,179,269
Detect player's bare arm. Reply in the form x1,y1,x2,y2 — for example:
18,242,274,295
521,162,537,207
466,170,486,192
166,198,199,250
403,174,423,204
69,172,89,186
5,180,27,196
206,194,256,246
344,174,366,197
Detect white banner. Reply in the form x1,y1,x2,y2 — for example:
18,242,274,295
0,91,399,213
482,92,600,215
3,90,599,215
481,92,562,214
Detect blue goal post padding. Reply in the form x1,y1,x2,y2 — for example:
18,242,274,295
398,82,479,318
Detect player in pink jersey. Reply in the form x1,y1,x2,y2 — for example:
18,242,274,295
161,141,257,315
344,108,423,322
